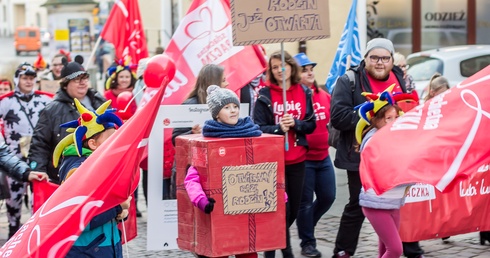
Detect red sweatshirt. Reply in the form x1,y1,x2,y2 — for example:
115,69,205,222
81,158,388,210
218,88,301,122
269,83,307,165
306,87,330,161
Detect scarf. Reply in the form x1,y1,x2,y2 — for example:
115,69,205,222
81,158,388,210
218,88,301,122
203,116,262,138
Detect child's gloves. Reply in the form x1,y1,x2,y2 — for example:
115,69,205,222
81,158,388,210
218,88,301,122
204,198,216,214
197,197,216,214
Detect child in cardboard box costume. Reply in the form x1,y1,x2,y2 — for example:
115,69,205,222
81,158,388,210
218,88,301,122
178,85,286,257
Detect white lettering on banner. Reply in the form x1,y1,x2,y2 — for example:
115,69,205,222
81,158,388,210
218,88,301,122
404,184,436,203
423,94,448,130
478,164,490,172
390,105,423,131
164,70,189,99
480,179,490,195
460,181,477,197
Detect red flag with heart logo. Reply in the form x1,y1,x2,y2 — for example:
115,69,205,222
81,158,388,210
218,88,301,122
360,65,490,195
100,0,148,63
160,0,267,105
0,81,167,258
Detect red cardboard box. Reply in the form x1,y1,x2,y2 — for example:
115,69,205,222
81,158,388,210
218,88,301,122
175,134,286,257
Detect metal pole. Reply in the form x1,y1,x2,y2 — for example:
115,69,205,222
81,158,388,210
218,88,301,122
85,35,102,70
281,42,289,151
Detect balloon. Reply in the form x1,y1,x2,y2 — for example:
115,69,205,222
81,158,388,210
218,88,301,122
143,53,176,88
116,91,134,120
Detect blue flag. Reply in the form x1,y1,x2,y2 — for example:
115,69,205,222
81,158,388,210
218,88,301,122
326,0,362,93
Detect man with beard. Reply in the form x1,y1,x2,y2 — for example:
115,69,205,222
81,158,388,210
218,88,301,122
330,38,424,258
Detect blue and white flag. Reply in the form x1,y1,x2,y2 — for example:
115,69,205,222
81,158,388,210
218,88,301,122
326,0,362,93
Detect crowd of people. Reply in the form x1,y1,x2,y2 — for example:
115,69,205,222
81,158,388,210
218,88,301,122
0,36,485,258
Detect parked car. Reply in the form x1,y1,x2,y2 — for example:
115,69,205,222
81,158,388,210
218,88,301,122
406,45,490,99
40,28,50,46
14,26,41,55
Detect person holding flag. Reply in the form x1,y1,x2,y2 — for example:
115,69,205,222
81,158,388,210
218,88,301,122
253,50,316,258
330,38,424,258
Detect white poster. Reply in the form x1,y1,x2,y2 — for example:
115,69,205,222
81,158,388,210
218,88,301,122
147,104,248,250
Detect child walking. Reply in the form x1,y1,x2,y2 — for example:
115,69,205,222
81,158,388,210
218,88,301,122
356,86,416,258
184,85,261,258
53,99,132,258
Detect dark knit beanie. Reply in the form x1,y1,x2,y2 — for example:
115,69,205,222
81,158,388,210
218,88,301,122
206,85,240,120
61,55,87,80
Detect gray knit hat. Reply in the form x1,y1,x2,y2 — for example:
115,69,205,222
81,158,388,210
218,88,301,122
206,85,240,119
364,38,394,57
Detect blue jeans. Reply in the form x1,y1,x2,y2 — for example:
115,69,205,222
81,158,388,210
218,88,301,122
296,156,336,247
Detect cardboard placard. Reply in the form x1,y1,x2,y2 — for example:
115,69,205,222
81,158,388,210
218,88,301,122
222,162,277,215
231,0,330,45
39,80,60,94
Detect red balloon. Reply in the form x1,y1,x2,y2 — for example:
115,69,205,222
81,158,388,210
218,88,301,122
116,91,133,111
143,53,176,88
116,91,134,120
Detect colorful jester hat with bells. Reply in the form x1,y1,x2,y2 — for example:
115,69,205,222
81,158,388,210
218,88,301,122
355,84,419,144
105,56,138,90
52,99,123,168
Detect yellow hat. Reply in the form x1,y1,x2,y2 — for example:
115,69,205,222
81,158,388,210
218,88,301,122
53,99,123,167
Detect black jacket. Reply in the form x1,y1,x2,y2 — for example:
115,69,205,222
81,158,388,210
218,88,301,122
330,61,407,171
28,88,107,182
253,85,316,148
0,144,31,182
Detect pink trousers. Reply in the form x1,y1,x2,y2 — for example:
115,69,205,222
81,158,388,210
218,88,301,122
362,207,403,258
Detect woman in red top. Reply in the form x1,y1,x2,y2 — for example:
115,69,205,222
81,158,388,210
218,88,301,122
104,59,138,120
253,51,316,258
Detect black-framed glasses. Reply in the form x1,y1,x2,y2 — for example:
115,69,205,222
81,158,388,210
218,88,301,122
369,55,391,63
72,74,90,83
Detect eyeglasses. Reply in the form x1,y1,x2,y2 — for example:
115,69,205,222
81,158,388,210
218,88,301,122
72,74,90,84
369,55,391,63
397,64,410,69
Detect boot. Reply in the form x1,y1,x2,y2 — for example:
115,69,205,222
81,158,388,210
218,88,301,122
8,224,20,239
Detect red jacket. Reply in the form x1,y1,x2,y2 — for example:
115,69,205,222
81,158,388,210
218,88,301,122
306,87,330,161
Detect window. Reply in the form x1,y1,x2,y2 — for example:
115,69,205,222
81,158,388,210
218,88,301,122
460,55,490,77
18,31,26,38
407,57,443,81
28,31,36,37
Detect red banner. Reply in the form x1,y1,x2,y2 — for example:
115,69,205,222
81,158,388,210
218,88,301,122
400,169,490,241
0,84,166,257
360,65,490,195
160,0,267,105
100,0,148,63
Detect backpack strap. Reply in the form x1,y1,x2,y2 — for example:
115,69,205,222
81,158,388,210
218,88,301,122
345,70,356,93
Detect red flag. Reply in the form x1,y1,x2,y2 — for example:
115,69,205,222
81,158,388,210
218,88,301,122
160,0,267,105
137,0,267,171
360,65,490,195
100,0,148,63
0,84,166,257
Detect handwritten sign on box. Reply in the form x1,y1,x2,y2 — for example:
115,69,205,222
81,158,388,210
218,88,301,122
230,0,330,45
222,162,277,215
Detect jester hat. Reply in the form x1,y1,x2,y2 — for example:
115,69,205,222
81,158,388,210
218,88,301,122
105,56,138,90
355,84,418,144
53,99,123,168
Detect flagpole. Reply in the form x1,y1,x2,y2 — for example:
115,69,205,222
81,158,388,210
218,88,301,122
280,42,289,151
86,36,103,70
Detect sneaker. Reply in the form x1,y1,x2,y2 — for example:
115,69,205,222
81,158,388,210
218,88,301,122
333,251,350,258
301,245,321,257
